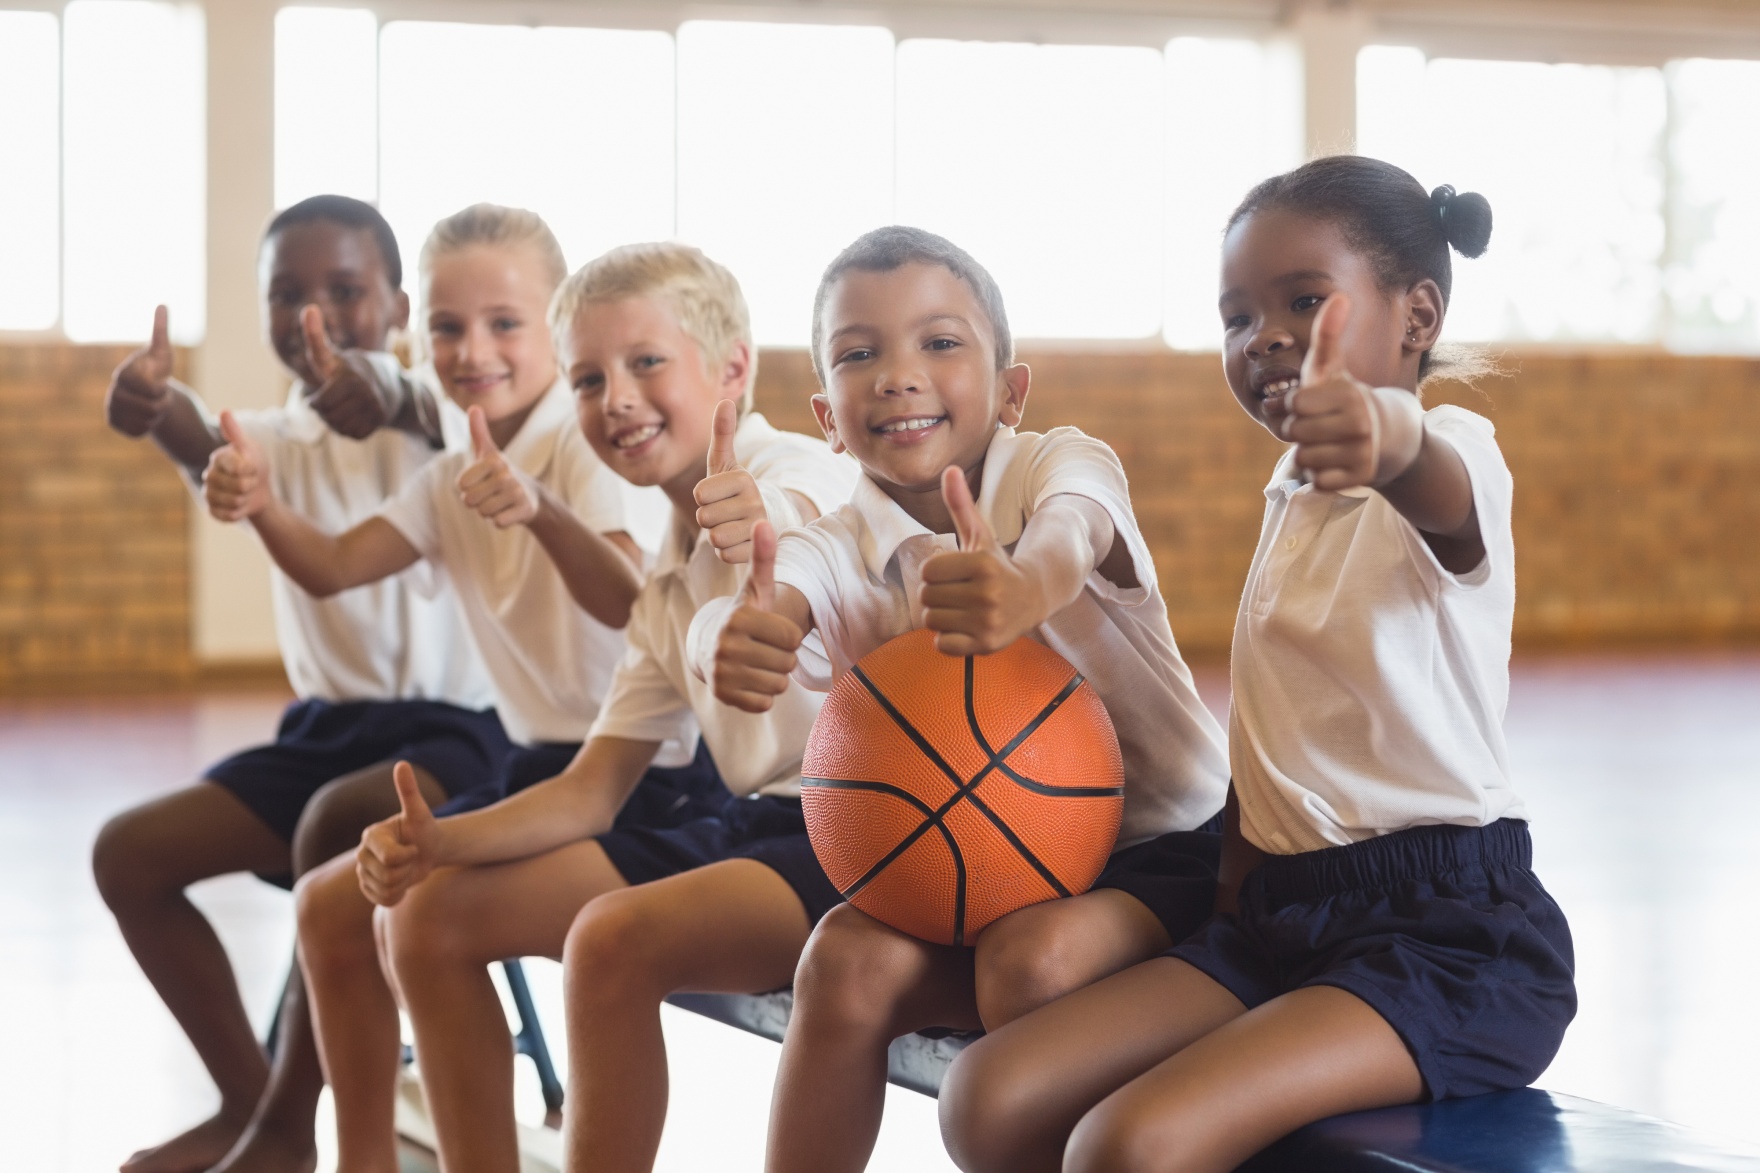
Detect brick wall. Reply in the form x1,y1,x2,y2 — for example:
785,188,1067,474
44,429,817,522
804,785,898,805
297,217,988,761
0,344,192,688
1,342,1756,691
752,347,1760,653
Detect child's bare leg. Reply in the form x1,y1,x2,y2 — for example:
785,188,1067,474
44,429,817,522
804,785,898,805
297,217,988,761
213,764,440,1173
973,889,1171,1030
92,782,289,1173
563,860,812,1173
1064,984,1422,1173
939,957,1246,1173
767,904,979,1173
296,855,404,1173
383,840,632,1173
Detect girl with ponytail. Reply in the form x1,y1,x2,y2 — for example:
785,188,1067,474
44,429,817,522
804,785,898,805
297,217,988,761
937,156,1575,1173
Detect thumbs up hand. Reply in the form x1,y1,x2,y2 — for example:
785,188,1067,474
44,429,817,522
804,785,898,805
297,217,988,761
204,410,271,522
457,406,539,529
920,467,1041,657
355,761,442,907
301,306,403,440
106,305,176,437
712,521,804,712
1263,294,1424,493
693,399,766,564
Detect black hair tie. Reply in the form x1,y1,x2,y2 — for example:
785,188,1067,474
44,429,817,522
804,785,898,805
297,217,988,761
1431,184,1457,233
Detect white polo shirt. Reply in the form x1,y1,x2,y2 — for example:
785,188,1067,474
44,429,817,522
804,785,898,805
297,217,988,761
694,425,1229,847
1230,404,1524,855
231,357,493,709
378,379,639,748
589,413,859,798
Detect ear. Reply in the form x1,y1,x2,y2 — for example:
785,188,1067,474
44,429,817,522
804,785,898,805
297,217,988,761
1402,279,1444,354
719,339,753,400
810,393,845,454
391,289,412,333
997,363,1030,429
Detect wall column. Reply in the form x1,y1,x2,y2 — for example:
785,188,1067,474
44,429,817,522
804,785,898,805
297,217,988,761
1289,2,1372,159
193,0,282,664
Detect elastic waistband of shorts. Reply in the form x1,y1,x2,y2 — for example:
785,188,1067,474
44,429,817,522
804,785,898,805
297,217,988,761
1247,819,1532,908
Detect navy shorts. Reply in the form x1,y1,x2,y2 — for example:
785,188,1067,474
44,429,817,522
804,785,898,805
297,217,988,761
436,737,730,832
1167,818,1576,1101
206,698,513,843
597,793,845,926
1091,809,1223,943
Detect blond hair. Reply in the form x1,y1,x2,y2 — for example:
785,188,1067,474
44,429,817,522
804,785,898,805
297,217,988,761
419,203,568,293
549,242,756,406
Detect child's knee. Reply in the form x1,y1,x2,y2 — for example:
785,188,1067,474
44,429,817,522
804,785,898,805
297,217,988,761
379,877,468,978
791,904,921,1033
563,889,662,1001
289,777,376,877
1064,1093,1192,1173
938,1038,1043,1173
91,806,169,910
293,859,371,968
973,915,1082,1030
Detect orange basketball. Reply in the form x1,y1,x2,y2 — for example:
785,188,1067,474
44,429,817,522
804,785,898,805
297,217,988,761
801,629,1124,946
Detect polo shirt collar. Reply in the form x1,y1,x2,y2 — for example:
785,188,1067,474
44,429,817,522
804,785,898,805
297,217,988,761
851,424,1025,581
280,381,328,444
1264,447,1372,501
501,378,574,478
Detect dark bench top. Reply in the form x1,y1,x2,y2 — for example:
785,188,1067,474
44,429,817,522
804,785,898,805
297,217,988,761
665,991,1760,1171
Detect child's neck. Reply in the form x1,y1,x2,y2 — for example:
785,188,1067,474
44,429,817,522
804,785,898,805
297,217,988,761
876,458,985,535
484,392,544,449
662,460,705,528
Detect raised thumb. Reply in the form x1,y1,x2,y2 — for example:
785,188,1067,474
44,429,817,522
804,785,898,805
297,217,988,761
468,405,497,460
301,305,340,381
218,409,251,452
746,520,777,612
392,761,433,839
1301,293,1352,387
941,466,994,552
148,305,172,367
707,398,740,476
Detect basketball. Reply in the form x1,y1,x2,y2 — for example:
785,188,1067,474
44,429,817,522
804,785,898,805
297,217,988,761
801,629,1125,946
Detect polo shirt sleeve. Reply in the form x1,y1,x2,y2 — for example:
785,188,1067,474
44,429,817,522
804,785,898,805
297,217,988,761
747,435,860,530
1408,405,1513,591
771,519,844,659
1020,427,1157,605
586,590,699,747
376,454,449,563
554,426,630,534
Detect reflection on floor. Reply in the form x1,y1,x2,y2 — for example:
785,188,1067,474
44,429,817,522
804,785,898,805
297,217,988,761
2,651,1757,1171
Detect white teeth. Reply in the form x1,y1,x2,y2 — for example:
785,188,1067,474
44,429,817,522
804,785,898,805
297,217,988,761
1262,378,1298,396
614,424,661,449
878,417,943,434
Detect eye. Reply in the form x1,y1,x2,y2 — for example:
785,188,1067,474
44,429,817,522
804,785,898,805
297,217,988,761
573,373,605,397
332,284,364,305
492,316,521,333
926,337,960,352
1223,313,1250,331
1292,294,1325,313
633,354,665,372
834,346,874,366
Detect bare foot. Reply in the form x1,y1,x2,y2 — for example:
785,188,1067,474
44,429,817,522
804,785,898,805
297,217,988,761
209,1120,318,1173
121,1113,246,1173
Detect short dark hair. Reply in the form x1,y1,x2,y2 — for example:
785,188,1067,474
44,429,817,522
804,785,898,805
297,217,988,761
811,226,1012,385
1228,155,1492,377
263,194,403,289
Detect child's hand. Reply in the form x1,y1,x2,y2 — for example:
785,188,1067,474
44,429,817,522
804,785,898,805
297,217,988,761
694,399,766,564
204,411,271,521
713,521,803,712
920,467,1045,656
1272,294,1423,491
457,406,539,529
106,305,175,437
356,762,441,907
301,306,402,440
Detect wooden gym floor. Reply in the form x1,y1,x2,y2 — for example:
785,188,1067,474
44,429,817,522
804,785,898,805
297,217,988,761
3,652,1757,1171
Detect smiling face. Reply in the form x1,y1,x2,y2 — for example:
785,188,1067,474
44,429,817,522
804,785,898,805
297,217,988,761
1219,206,1435,434
424,242,559,438
561,294,749,508
260,219,408,387
813,262,1028,530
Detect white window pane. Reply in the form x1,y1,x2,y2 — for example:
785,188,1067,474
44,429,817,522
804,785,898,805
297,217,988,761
64,1,205,344
380,22,674,289
1665,58,1760,353
275,7,377,209
678,21,894,347
1164,37,1302,350
897,40,1163,341
0,11,60,331
1358,48,1666,344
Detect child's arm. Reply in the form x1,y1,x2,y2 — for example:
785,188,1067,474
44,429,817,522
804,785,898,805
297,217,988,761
703,521,816,713
204,410,422,596
1270,294,1484,573
298,307,444,446
104,305,225,475
919,467,1120,657
457,407,644,628
355,742,660,906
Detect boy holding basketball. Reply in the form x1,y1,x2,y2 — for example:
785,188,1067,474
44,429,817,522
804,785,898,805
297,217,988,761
698,225,1230,1173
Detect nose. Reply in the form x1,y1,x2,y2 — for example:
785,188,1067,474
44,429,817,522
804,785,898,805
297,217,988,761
1245,323,1295,361
456,318,493,365
602,367,641,416
875,361,925,397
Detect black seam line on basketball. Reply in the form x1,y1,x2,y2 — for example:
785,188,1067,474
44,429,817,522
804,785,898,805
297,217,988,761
959,658,1076,900
993,760,1125,799
962,788,1072,900
799,776,965,910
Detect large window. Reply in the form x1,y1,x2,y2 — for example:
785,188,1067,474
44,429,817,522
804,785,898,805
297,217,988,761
1,1,205,342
